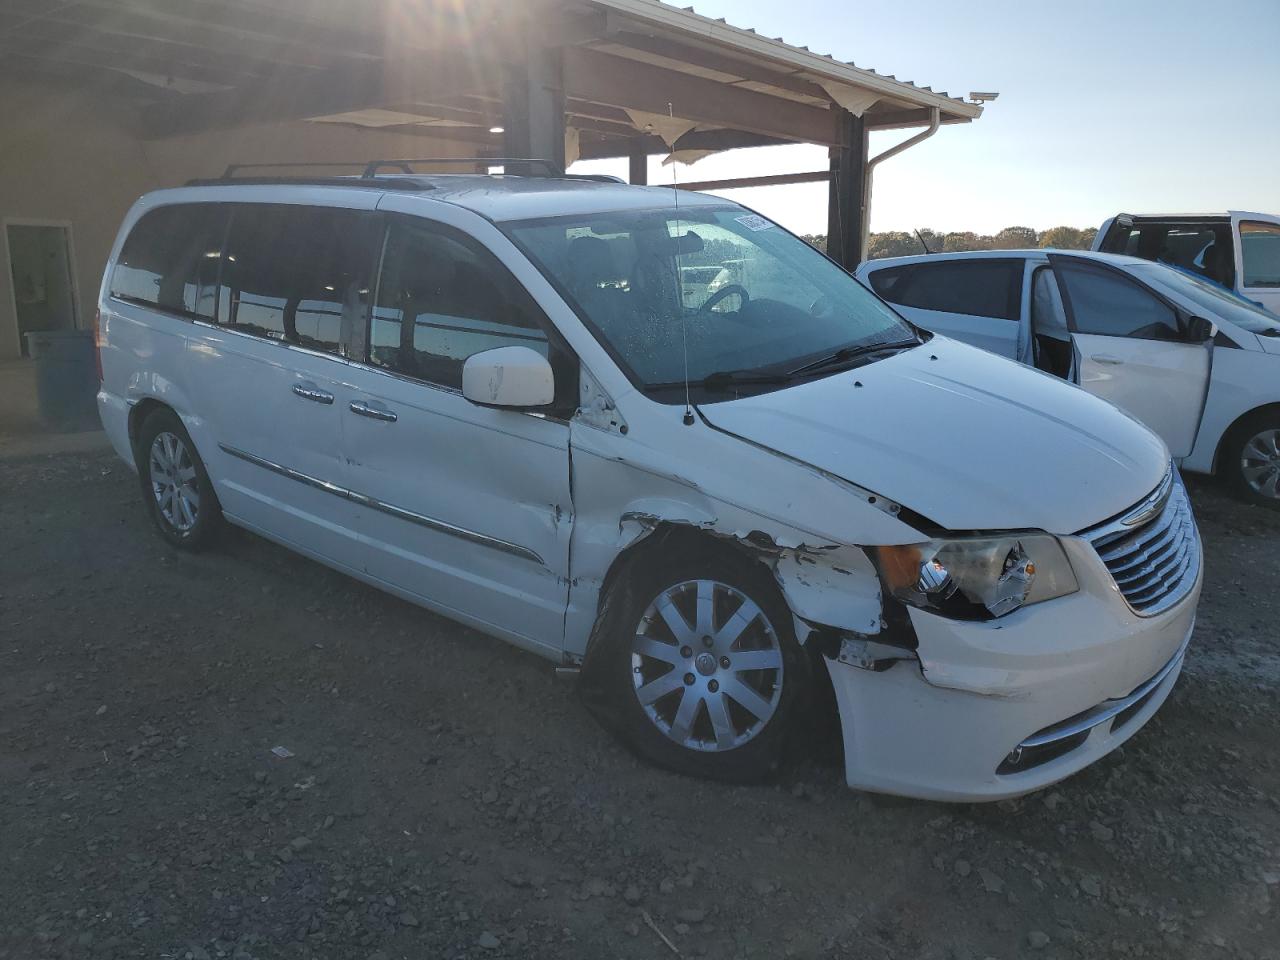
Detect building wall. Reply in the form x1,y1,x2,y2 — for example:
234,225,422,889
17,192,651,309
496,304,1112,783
0,78,463,362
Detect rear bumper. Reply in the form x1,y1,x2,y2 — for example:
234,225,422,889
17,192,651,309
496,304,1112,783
826,540,1201,802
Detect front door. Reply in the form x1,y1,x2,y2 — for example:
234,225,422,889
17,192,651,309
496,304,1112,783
340,212,575,657
1231,213,1280,313
1049,254,1211,459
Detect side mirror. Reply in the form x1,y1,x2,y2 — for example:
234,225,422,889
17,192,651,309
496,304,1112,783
462,346,555,409
1186,315,1218,342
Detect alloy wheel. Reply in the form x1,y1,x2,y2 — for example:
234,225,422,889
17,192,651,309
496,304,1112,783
630,579,784,753
150,432,200,532
1241,428,1280,500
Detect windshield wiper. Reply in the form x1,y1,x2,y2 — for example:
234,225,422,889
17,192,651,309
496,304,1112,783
786,339,918,377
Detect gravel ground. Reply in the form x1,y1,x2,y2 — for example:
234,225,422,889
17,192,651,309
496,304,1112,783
1,448,1277,960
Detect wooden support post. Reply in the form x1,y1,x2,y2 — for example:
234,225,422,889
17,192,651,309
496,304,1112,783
628,138,648,185
503,26,566,171
827,110,867,270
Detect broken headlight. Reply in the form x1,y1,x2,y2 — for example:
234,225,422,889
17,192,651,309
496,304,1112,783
877,535,1078,620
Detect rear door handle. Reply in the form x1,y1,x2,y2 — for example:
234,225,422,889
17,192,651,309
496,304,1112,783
1091,354,1125,365
292,382,334,404
350,400,398,423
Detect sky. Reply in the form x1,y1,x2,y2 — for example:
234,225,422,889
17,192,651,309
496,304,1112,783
571,0,1280,237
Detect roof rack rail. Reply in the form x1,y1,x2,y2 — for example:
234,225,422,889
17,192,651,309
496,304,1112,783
217,158,565,180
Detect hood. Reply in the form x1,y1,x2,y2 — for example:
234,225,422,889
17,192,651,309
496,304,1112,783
699,338,1169,534
1258,332,1280,355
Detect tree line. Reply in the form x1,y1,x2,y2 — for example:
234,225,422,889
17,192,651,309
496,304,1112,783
801,226,1099,259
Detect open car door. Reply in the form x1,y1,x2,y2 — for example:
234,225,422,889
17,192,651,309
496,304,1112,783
1230,212,1280,314
1048,254,1212,459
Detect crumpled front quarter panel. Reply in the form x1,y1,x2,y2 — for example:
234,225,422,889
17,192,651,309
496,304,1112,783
562,414,920,657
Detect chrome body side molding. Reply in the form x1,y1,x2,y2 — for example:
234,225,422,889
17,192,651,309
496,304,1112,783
218,443,546,566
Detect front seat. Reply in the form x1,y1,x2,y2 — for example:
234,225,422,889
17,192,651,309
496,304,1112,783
1198,243,1230,288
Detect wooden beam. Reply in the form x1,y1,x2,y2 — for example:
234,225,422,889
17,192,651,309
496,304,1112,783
865,107,973,131
565,98,636,126
576,129,792,161
568,115,646,139
313,121,499,149
141,54,500,139
0,35,278,89
0,11,322,80
600,30,831,104
0,0,396,68
564,47,838,146
677,171,830,192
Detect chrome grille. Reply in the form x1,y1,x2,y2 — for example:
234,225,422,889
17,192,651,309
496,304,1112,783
1084,468,1200,617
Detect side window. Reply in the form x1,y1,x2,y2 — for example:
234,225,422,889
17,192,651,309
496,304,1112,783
1240,221,1280,289
111,204,227,319
216,205,377,355
867,265,911,301
370,219,573,403
872,260,1022,320
1055,260,1181,340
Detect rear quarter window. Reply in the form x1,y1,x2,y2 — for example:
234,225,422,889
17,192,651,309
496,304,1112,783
111,204,229,319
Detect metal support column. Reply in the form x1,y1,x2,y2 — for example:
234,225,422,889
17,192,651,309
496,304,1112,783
827,110,867,270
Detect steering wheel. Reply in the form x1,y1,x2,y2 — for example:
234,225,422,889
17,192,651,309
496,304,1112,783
700,284,750,314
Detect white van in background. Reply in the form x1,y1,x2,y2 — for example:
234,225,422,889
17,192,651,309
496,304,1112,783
1093,212,1280,314
858,250,1280,509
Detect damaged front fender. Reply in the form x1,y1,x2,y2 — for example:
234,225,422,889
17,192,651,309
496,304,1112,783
564,415,926,658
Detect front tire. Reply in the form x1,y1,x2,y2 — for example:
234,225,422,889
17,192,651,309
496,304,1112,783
1225,414,1280,510
136,409,222,549
583,539,806,783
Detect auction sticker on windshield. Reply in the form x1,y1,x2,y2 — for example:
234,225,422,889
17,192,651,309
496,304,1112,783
735,214,773,232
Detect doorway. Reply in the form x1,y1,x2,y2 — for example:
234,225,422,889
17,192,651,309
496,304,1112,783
5,222,79,357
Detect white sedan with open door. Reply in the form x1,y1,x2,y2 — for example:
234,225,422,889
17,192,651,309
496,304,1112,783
858,250,1280,507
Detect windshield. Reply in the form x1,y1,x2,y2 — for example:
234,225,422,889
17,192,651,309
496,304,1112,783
505,206,918,400
1134,262,1280,336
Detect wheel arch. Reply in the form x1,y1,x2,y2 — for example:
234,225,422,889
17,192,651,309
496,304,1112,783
1214,402,1280,474
586,518,886,659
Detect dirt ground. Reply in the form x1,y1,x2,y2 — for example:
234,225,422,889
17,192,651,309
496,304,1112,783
1,447,1277,960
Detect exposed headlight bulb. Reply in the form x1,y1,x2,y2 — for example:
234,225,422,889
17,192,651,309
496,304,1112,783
917,556,958,599
987,543,1036,617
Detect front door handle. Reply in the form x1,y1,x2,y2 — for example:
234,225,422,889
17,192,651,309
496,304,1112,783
350,400,398,423
1091,354,1125,365
293,383,335,404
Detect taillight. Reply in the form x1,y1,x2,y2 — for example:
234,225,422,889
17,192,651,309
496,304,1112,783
92,307,103,381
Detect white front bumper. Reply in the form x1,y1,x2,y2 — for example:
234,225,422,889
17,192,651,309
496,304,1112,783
826,536,1202,802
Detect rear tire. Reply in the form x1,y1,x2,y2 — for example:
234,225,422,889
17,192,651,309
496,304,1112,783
582,538,807,784
1224,413,1280,510
136,408,223,549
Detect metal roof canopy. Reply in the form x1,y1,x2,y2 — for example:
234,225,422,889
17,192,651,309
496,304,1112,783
0,0,985,263
0,0,978,143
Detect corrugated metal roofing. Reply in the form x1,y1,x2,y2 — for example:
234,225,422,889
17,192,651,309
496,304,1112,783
588,0,982,120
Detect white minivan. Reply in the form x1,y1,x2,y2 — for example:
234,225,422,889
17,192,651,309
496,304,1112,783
96,167,1201,801
857,250,1280,508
